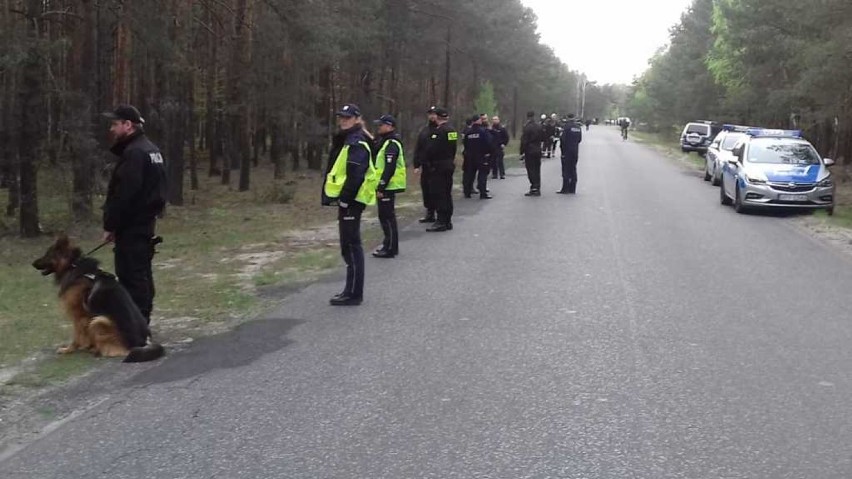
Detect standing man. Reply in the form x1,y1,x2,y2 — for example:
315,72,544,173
372,115,406,259
322,104,377,306
489,116,509,180
102,105,167,324
558,113,583,195
462,115,493,200
424,108,458,232
413,106,439,224
520,111,544,196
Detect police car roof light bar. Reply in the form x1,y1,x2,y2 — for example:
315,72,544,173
722,124,755,132
745,128,803,138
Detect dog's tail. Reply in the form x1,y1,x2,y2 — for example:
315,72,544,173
123,342,165,363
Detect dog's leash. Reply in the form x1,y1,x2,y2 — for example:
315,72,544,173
84,240,112,258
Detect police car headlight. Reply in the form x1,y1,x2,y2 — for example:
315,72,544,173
745,175,766,185
818,177,834,187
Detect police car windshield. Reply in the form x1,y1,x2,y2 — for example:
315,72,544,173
747,140,821,165
686,124,709,135
721,134,744,151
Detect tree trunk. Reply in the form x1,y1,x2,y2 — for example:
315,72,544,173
18,0,43,237
188,77,198,190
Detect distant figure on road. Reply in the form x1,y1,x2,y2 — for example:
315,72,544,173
619,117,631,141
520,111,545,196
413,106,439,224
462,115,493,200
541,115,556,158
558,113,583,195
372,115,406,259
102,104,168,324
424,108,458,232
322,104,377,306
489,116,509,180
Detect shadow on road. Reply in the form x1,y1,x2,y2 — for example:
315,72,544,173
128,317,304,386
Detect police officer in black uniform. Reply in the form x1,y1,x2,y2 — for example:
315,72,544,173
413,106,439,224
102,105,168,324
489,116,509,180
558,113,583,194
520,111,545,196
322,104,372,306
424,108,458,232
462,115,493,199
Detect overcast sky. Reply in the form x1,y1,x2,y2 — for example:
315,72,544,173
521,0,693,85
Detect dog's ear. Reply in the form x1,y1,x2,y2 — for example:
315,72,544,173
56,233,70,249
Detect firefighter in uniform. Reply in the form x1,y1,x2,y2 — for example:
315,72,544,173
102,105,168,324
520,111,545,196
424,108,458,232
413,106,439,223
558,113,583,194
462,115,494,199
372,115,406,258
322,104,378,306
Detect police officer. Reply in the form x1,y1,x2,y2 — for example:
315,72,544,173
424,108,458,232
322,104,377,306
462,115,493,199
372,114,406,259
489,116,509,180
558,113,583,194
413,107,439,224
102,105,167,324
520,111,544,196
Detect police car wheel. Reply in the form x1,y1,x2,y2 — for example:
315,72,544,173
734,186,748,214
827,207,835,216
703,166,711,182
720,182,733,206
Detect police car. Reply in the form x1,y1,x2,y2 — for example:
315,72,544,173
704,125,751,186
719,129,835,214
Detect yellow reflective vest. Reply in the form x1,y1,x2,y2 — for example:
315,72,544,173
375,138,406,192
324,141,378,206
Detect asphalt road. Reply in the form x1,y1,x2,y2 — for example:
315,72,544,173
3,128,852,478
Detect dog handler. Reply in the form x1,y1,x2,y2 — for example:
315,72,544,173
102,105,167,324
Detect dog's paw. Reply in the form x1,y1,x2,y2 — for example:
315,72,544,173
56,346,75,354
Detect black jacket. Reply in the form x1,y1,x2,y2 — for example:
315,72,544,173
463,123,493,163
375,132,404,192
412,122,437,169
103,131,167,235
520,120,544,157
322,126,371,206
424,122,458,172
490,125,510,148
561,121,583,157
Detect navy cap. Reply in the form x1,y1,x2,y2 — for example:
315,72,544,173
434,107,449,118
567,113,576,119
102,104,145,124
426,105,438,114
335,104,361,118
374,114,396,127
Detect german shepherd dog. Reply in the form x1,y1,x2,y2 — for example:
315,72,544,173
32,235,165,363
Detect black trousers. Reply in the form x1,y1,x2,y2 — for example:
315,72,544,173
524,153,542,191
428,168,454,225
561,154,578,193
115,229,156,323
420,169,434,215
463,157,490,196
338,203,365,298
491,150,505,178
377,191,398,254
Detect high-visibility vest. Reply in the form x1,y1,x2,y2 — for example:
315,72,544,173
375,138,407,192
324,141,378,206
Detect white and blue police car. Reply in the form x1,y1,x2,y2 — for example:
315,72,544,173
719,129,835,214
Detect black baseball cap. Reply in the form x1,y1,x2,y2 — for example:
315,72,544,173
335,104,361,118
567,113,576,119
374,114,396,127
434,107,449,118
426,105,438,114
526,111,535,118
103,105,145,124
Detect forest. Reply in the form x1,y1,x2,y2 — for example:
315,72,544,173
627,0,852,170
0,0,621,238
